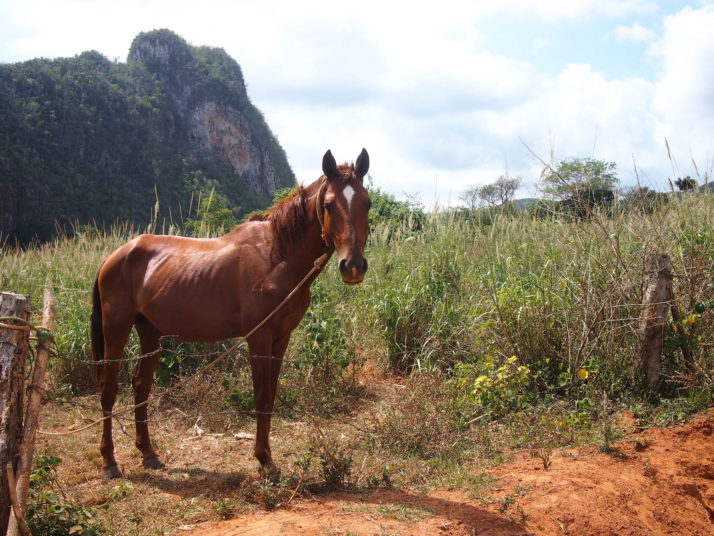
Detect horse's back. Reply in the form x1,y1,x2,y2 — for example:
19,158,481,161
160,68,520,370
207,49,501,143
97,226,272,341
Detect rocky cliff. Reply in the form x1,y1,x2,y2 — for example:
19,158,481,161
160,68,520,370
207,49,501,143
0,29,294,243
128,30,290,198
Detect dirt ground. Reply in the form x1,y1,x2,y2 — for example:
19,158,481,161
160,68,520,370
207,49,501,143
184,413,714,536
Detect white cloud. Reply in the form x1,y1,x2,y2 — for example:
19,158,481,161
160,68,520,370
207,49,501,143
651,4,714,178
612,22,657,43
494,0,658,21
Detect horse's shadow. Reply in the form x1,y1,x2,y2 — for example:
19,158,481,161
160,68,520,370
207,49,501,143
127,466,250,498
334,488,528,535
131,468,528,534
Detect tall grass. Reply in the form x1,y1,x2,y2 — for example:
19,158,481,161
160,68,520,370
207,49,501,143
1,195,712,415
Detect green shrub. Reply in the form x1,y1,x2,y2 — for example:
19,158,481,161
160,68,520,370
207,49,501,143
27,455,103,536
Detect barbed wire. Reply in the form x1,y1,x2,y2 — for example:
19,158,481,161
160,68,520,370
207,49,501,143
6,284,710,442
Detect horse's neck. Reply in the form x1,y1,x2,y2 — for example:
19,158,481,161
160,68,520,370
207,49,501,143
288,190,333,277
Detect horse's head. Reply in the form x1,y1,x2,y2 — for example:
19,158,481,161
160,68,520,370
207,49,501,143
320,149,371,284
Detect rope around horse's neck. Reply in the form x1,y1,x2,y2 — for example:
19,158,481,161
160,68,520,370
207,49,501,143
38,250,332,436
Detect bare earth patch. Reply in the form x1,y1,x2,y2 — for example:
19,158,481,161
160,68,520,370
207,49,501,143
185,414,714,536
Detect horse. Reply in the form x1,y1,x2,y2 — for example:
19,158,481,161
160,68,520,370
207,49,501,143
91,149,371,478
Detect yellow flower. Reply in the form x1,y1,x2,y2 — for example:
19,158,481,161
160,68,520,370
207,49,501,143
683,314,699,325
578,368,589,380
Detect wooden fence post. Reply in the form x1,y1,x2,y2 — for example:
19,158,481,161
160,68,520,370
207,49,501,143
0,292,30,535
7,289,56,536
638,254,674,391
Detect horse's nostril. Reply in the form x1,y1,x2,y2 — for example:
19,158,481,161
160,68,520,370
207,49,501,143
362,258,368,273
339,259,348,274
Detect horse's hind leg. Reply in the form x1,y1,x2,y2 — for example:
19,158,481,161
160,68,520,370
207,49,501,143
133,318,165,470
100,318,133,479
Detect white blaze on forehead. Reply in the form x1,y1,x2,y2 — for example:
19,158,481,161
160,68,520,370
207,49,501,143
342,184,355,211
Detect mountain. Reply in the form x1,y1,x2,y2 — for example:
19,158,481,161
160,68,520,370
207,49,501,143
0,29,295,244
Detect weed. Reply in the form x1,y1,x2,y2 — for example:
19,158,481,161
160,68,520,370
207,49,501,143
499,494,516,513
368,374,466,459
27,455,103,536
532,448,552,470
320,448,353,490
214,498,235,519
366,467,394,489
642,460,658,479
250,475,291,510
108,481,133,501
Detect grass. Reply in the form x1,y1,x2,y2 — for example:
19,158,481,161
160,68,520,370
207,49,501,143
2,193,713,534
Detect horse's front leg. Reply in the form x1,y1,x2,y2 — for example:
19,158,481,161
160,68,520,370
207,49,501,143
248,332,289,478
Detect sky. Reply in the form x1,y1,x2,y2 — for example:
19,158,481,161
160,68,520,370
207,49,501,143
1,0,713,208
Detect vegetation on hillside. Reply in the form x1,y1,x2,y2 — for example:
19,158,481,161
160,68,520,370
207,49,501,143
0,29,294,244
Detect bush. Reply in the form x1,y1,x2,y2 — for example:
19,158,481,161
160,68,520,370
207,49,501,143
27,456,103,536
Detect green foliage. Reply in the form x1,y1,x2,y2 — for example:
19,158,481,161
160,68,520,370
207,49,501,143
543,158,619,195
183,187,238,237
27,455,103,536
271,186,297,204
373,250,468,372
454,356,534,416
620,186,669,213
542,158,619,217
319,447,354,489
367,185,425,232
0,29,293,244
279,282,359,415
673,176,697,191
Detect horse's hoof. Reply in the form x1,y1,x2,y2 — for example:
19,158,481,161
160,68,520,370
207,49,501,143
142,456,165,470
259,465,281,483
102,466,123,479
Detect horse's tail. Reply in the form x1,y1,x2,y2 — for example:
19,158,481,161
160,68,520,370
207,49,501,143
90,267,105,386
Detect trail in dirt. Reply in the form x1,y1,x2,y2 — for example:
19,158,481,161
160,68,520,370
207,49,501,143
185,413,713,536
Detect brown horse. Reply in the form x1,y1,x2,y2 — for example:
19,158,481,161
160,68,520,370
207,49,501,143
91,149,370,478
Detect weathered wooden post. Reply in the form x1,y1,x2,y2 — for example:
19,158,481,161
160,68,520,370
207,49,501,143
0,292,30,535
7,289,56,536
638,254,674,391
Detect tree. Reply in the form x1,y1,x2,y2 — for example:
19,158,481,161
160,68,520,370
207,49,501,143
478,184,499,209
460,175,522,212
542,158,619,216
367,185,425,231
673,176,697,192
621,186,668,213
492,175,521,207
459,185,480,212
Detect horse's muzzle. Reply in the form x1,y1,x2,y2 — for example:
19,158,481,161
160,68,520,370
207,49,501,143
339,256,368,284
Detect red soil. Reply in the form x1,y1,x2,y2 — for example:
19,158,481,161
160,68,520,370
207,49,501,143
186,413,714,535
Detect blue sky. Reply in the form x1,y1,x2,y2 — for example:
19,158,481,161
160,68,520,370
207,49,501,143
1,1,712,207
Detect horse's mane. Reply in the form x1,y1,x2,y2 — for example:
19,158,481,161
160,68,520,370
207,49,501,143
248,186,309,253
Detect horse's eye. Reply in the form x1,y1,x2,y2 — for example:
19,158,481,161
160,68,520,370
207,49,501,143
323,202,333,212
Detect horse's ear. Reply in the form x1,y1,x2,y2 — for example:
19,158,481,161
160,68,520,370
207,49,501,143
322,150,338,181
355,148,369,181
